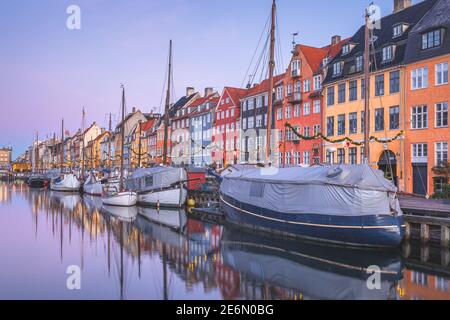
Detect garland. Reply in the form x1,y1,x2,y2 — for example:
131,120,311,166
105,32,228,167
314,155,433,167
284,122,404,146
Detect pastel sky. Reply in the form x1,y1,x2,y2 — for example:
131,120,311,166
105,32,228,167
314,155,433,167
0,0,408,158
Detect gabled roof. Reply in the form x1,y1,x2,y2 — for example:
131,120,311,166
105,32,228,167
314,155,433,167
169,93,199,118
140,118,159,132
242,73,285,99
323,0,438,84
217,87,248,111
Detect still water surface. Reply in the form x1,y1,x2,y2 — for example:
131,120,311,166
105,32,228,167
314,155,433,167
0,181,449,300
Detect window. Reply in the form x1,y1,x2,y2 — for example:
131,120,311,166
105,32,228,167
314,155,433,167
349,80,357,101
256,115,263,127
349,112,357,134
225,110,229,119
338,83,346,103
276,108,283,120
411,106,428,129
382,46,393,61
436,62,448,85
412,143,428,159
294,81,301,93
285,152,291,165
248,99,254,110
436,142,448,166
349,147,357,165
337,148,345,164
434,178,449,194
375,74,385,96
327,86,335,106
276,86,283,100
256,97,262,108
436,102,448,128
356,56,363,72
291,60,301,76
327,117,334,136
375,108,384,131
294,104,301,117
422,29,442,50
314,124,321,136
393,24,403,38
342,45,350,55
337,114,345,135
390,106,400,130
412,67,428,90
247,116,254,129
313,100,321,114
303,102,310,116
231,108,235,117
286,84,292,96
294,152,301,165
285,105,292,119
303,151,310,165
303,80,311,92
303,126,310,137
390,71,400,94
278,152,283,165
333,62,342,76
313,75,322,91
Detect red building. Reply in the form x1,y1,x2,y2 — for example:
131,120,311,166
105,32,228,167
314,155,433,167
275,36,348,166
212,87,247,167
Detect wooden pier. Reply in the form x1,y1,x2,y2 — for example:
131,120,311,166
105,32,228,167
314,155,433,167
400,195,450,246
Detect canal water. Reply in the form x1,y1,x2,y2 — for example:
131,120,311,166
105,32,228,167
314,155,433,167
0,181,449,300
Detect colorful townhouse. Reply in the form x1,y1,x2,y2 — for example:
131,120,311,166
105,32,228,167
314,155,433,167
322,0,437,191
170,88,203,166
188,89,220,167
240,74,285,164
100,131,114,168
212,87,247,168
129,114,159,168
403,0,449,196
275,36,348,167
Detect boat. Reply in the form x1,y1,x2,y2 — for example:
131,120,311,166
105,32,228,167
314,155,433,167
126,166,188,208
137,206,187,231
50,173,81,192
83,171,104,196
101,84,137,207
220,226,404,300
27,173,47,188
220,164,404,247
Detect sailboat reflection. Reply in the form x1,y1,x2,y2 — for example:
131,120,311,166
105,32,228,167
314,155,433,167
102,205,138,222
220,227,404,300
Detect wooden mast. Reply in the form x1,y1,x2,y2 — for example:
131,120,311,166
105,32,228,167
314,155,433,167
60,118,64,170
81,108,86,177
108,113,112,168
35,130,39,172
265,0,276,164
363,9,371,164
119,84,126,192
163,40,172,165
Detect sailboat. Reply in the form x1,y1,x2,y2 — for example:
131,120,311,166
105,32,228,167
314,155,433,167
83,171,104,196
102,85,138,207
50,118,81,192
126,40,188,208
218,1,404,248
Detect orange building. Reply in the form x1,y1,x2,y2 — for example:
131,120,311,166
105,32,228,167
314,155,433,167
403,0,449,196
401,270,450,300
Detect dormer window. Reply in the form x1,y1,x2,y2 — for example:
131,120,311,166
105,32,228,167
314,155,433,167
422,29,443,50
322,57,329,67
382,45,394,62
356,55,363,72
333,62,342,76
342,45,350,55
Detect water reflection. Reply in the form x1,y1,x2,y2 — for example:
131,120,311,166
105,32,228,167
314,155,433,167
0,181,449,300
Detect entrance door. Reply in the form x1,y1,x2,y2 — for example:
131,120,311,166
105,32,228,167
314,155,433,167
412,164,428,196
378,150,398,186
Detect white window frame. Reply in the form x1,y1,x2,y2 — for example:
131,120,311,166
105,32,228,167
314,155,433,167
303,80,311,92
435,142,448,166
313,100,321,114
313,75,322,91
436,102,448,128
411,105,428,129
303,102,310,116
436,62,448,86
411,67,428,90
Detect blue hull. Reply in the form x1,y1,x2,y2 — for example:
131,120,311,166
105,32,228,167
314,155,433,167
220,193,405,248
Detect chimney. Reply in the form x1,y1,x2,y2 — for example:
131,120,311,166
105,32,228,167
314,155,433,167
331,35,341,45
393,0,412,13
204,87,214,97
186,87,195,97
132,107,136,113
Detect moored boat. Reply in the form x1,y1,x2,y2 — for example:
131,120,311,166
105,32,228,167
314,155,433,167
83,171,104,196
126,166,187,208
219,164,405,248
50,173,81,192
27,173,47,188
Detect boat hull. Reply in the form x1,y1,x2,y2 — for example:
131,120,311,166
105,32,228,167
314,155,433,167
137,187,187,208
28,178,47,189
102,191,137,207
220,193,405,248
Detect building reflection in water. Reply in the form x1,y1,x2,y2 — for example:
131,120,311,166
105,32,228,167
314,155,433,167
3,182,449,300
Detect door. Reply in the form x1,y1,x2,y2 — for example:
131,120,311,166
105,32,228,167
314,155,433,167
413,164,428,196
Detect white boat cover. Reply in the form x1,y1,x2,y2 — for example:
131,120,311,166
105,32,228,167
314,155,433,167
220,164,401,217
126,167,186,192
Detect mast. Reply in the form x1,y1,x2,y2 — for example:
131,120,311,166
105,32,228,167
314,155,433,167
265,0,276,164
81,108,86,177
163,40,172,165
60,118,64,170
120,85,126,191
363,9,371,163
108,113,112,168
138,120,142,168
35,131,39,172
